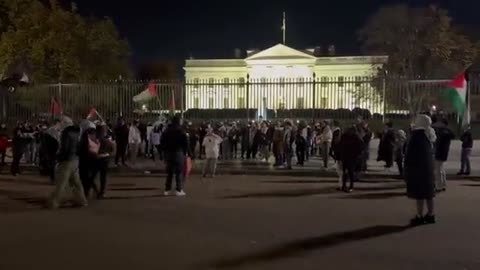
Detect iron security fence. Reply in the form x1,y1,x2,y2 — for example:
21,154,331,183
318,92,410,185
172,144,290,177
0,77,472,124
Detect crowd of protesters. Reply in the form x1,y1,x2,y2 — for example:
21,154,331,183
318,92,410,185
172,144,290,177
0,112,474,225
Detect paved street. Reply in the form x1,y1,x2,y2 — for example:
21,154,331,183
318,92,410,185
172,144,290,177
1,173,480,270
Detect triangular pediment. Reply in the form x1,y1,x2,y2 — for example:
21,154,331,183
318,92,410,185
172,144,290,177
245,44,316,61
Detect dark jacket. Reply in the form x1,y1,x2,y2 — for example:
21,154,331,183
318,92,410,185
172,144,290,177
338,130,364,163
329,127,342,160
405,130,435,200
460,130,473,149
434,126,455,161
160,124,188,155
57,126,80,162
114,124,129,144
377,128,396,163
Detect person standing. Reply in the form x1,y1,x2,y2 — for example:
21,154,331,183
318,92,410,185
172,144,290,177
0,123,9,166
283,120,294,170
377,121,396,169
150,125,162,161
160,115,189,196
128,120,141,165
249,123,259,159
187,122,198,160
458,125,473,176
395,130,407,177
320,120,333,169
433,118,455,191
228,122,239,159
11,122,27,176
272,122,285,167
48,117,88,209
338,126,364,192
240,122,251,159
295,122,307,166
93,124,115,199
405,114,436,225
114,118,129,166
202,128,222,177
258,121,270,162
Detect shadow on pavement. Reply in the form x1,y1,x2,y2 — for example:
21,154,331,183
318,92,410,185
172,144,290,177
0,177,51,186
462,184,480,187
353,185,405,191
260,180,339,184
338,192,406,200
104,194,165,200
221,187,338,199
208,224,411,269
108,187,158,191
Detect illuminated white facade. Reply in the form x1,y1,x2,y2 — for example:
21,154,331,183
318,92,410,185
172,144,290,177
184,44,387,115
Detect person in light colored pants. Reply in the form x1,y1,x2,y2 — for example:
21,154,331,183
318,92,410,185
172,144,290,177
434,160,446,191
336,161,343,189
129,143,139,164
49,160,88,208
203,158,218,177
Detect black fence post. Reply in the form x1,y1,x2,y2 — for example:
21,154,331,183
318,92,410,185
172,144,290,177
312,72,316,121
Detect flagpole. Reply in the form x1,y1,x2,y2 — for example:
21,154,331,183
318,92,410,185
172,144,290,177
282,12,286,45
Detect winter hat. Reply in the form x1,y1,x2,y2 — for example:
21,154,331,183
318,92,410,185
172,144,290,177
414,114,432,130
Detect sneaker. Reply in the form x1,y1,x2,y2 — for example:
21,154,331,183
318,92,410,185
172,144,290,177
175,190,186,197
424,215,436,224
164,191,171,196
346,188,354,193
457,171,464,176
410,216,425,226
97,193,106,200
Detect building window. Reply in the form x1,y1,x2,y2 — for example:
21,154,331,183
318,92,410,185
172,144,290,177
296,97,305,109
208,97,214,109
237,97,245,108
193,97,199,109
238,77,245,88
321,77,328,88
223,78,229,88
208,78,215,88
355,76,362,87
223,97,229,109
320,97,328,108
338,76,344,88
193,78,200,89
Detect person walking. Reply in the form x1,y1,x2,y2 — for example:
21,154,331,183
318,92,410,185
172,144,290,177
433,118,455,191
48,117,88,209
458,125,473,176
114,118,129,166
78,123,102,198
338,126,364,192
330,121,343,189
160,115,189,196
405,114,436,225
128,120,142,165
202,127,222,178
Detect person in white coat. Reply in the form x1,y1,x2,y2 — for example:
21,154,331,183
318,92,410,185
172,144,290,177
202,128,222,178
320,120,333,169
128,120,142,164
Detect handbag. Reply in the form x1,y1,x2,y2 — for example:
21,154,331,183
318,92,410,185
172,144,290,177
184,156,192,177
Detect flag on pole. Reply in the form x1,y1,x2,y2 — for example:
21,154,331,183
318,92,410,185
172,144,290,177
133,82,157,103
87,107,98,119
443,73,470,127
50,97,62,116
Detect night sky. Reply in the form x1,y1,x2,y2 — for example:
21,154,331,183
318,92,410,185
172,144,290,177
74,0,480,65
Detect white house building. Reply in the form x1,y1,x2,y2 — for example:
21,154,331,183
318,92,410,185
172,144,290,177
184,44,387,117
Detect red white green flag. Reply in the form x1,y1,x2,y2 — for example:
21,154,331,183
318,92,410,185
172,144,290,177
133,82,157,103
444,73,470,126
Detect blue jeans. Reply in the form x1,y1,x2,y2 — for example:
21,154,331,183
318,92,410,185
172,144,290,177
165,151,185,192
460,148,472,174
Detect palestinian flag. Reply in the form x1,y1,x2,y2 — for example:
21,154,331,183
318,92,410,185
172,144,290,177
444,73,470,126
133,82,156,103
